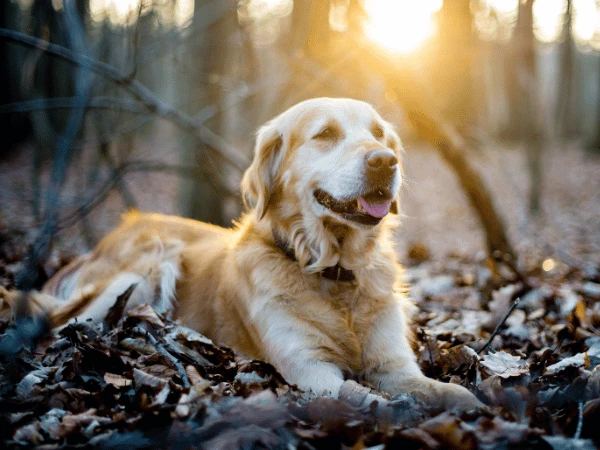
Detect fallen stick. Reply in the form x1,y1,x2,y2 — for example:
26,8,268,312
478,295,523,355
141,328,191,389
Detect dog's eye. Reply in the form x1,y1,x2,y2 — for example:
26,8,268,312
373,126,384,139
313,127,336,140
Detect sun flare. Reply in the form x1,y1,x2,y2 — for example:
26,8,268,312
533,0,566,43
362,0,442,55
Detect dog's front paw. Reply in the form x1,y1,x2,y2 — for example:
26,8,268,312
390,377,484,412
433,381,485,412
338,380,389,409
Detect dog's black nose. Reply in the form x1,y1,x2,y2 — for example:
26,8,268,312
366,150,397,173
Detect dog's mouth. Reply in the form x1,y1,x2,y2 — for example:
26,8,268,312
314,188,393,226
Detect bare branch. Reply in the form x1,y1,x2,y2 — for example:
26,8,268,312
477,284,531,355
75,116,153,150
287,48,359,105
0,96,151,115
477,297,521,355
0,28,250,172
1,75,286,154
119,0,145,83
140,328,190,389
14,1,91,291
99,143,137,209
135,0,232,71
575,400,583,439
56,161,237,231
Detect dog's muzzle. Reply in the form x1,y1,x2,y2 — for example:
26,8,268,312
364,149,398,188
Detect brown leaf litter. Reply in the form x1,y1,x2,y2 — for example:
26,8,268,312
1,250,600,449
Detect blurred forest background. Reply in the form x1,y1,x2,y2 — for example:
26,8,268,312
1,0,599,283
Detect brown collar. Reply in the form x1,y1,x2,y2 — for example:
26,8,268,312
272,231,356,282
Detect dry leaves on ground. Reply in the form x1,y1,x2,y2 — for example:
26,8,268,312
1,248,600,449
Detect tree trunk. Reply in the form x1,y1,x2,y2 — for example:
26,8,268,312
0,1,29,154
515,0,543,214
430,0,477,132
180,0,237,226
589,56,600,151
555,0,578,138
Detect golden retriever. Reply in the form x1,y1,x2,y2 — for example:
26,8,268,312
3,98,482,410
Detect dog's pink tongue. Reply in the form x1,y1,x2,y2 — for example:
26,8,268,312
359,198,391,218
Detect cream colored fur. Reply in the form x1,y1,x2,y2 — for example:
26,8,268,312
2,98,482,410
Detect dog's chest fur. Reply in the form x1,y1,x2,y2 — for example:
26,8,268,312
322,283,382,373
271,266,391,374
203,216,402,377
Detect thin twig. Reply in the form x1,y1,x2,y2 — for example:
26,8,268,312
100,143,137,209
477,294,524,355
134,0,230,70
144,330,190,388
0,96,151,115
480,140,597,276
495,250,530,286
55,161,236,231
284,51,355,99
119,0,144,83
421,328,437,379
2,75,285,151
74,116,154,150
574,400,583,439
0,27,250,172
72,78,268,150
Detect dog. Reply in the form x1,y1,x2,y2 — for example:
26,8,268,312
2,98,482,410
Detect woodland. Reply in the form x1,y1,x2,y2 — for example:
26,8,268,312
1,0,600,448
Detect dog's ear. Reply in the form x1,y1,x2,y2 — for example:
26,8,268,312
241,122,283,219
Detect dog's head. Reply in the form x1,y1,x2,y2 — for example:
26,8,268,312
242,98,403,270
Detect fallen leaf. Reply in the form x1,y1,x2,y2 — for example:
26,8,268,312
480,352,529,378
104,372,132,387
420,413,477,450
545,353,588,375
104,283,137,330
127,304,165,327
133,368,168,389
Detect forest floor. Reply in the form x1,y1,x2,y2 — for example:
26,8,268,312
0,138,599,448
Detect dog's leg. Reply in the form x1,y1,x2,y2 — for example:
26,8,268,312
281,359,346,397
42,254,91,299
251,301,347,397
363,302,484,411
49,237,182,328
52,273,149,328
250,300,391,407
